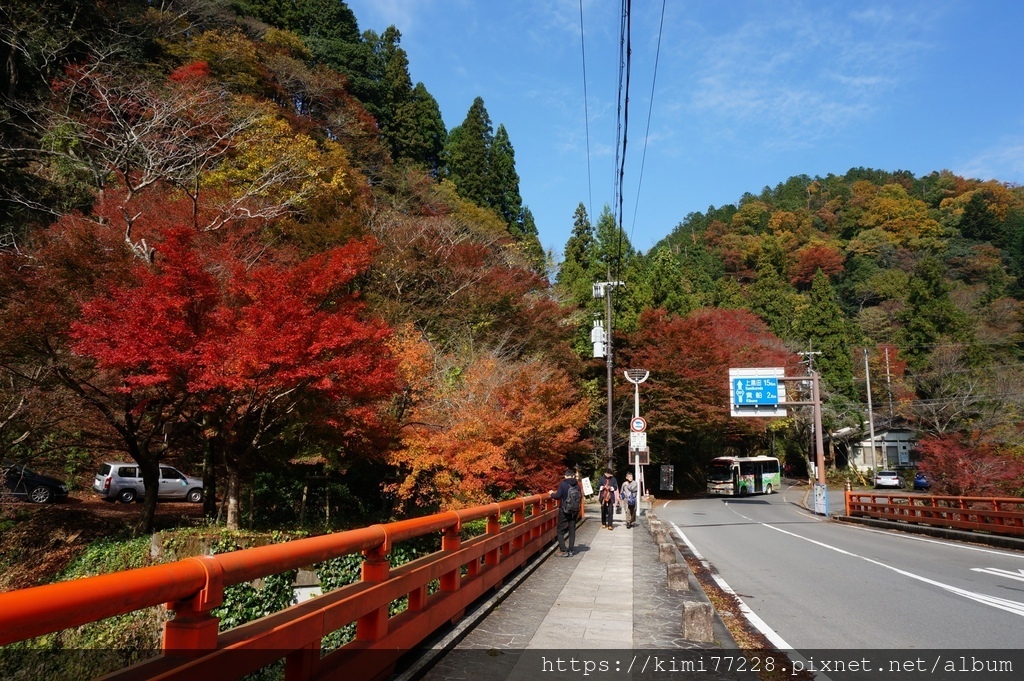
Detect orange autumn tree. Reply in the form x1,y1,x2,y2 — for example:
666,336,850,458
386,333,590,513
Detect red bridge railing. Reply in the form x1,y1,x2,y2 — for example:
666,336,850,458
845,491,1024,537
0,493,558,680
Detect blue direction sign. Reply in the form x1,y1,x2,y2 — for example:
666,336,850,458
732,377,780,406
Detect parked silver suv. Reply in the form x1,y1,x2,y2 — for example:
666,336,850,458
93,462,203,503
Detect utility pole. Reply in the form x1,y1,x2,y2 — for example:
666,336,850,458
863,349,877,473
593,280,624,470
810,370,826,486
884,346,894,420
798,348,822,479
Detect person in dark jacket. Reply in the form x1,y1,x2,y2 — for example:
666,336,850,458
549,469,580,557
598,469,618,529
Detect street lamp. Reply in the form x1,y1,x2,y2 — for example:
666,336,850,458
624,369,649,498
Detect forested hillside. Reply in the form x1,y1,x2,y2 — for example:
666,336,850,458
558,171,1024,494
1,1,581,534
2,1,1022,539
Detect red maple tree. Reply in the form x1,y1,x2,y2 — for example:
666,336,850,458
916,435,1024,497
71,224,398,529
622,307,799,477
789,243,845,287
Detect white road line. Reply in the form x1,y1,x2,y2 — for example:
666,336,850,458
972,567,1024,584
854,525,1024,558
670,521,793,650
729,510,1024,619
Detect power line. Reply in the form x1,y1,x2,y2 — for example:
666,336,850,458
629,0,667,245
612,0,631,285
578,0,594,225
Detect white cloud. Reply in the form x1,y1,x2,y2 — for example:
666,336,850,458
955,138,1024,183
682,4,937,146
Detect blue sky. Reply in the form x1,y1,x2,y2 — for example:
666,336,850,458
344,1,1024,258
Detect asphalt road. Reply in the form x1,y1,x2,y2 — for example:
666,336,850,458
655,482,1024,650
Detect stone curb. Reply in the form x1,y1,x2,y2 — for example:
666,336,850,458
645,512,741,648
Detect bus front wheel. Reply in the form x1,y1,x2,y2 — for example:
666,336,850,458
765,484,773,494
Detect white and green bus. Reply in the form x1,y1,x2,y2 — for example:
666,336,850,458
706,456,781,496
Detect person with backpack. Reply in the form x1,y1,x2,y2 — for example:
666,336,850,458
549,469,582,557
598,469,618,530
620,471,638,529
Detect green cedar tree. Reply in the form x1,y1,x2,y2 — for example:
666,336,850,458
897,257,975,369
793,270,856,399
444,97,493,208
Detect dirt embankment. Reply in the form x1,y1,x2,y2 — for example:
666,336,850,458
0,492,206,592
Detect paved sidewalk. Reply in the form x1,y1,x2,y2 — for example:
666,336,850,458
413,505,737,680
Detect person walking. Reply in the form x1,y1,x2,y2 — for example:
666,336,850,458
598,469,618,530
549,469,582,557
620,471,638,528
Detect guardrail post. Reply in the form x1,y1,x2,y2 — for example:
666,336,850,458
162,555,223,655
357,543,390,641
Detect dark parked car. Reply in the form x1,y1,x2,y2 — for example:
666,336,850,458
2,461,69,503
913,472,931,490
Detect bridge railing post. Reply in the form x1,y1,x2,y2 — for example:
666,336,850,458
162,555,223,655
512,502,526,552
484,509,501,566
440,524,461,592
356,541,390,641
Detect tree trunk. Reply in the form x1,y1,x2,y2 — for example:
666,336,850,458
135,459,161,535
202,440,218,518
224,462,241,531
300,481,308,526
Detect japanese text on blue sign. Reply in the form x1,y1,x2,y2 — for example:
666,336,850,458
732,377,779,405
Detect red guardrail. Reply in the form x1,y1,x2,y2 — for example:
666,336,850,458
845,491,1024,537
0,493,559,680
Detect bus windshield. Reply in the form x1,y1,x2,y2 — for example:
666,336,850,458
707,461,734,482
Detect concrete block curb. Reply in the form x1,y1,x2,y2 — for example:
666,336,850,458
644,511,716,644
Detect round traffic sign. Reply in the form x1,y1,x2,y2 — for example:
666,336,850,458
630,416,647,432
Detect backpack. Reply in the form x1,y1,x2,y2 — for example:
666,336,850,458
561,483,582,519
